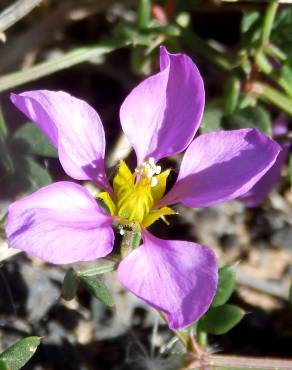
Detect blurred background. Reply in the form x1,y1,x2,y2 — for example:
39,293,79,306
0,1,291,369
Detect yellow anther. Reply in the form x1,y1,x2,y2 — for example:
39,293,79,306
106,159,172,227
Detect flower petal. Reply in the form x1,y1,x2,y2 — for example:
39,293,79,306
117,230,218,329
6,182,114,264
10,90,109,190
240,142,290,207
120,46,205,165
160,129,281,208
141,206,176,228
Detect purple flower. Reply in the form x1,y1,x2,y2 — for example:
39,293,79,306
5,47,281,329
240,115,290,207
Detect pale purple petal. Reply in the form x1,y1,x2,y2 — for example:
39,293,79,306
6,182,114,264
240,142,290,207
10,90,110,190
160,129,281,208
118,230,218,329
272,114,289,137
120,46,205,165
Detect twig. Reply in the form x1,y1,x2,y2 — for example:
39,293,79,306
0,37,129,93
0,0,43,33
0,0,137,73
237,270,290,301
206,354,292,369
0,2,71,72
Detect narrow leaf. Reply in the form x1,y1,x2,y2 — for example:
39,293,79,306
212,265,236,307
224,106,272,136
200,99,223,133
0,336,41,370
289,281,292,305
0,37,129,93
241,10,260,33
198,304,244,335
21,157,52,190
1,155,51,197
0,108,8,139
62,268,79,301
12,123,57,157
252,82,292,117
79,275,114,307
77,259,116,277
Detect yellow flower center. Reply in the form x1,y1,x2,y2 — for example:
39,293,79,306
98,158,176,230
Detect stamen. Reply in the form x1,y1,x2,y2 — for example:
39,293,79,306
155,166,161,174
118,225,125,235
135,157,161,181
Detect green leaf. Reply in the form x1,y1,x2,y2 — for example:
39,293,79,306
241,11,260,33
0,336,41,370
77,259,116,277
224,77,241,116
253,82,292,116
240,10,261,46
200,99,223,133
1,155,52,197
12,123,57,157
0,108,13,175
62,268,79,301
224,106,272,136
0,360,9,370
0,108,8,139
212,266,236,307
18,156,52,190
272,7,292,56
0,139,14,176
198,304,244,335
289,281,292,305
280,63,292,97
79,275,114,307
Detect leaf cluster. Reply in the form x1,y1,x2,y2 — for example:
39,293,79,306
197,265,244,336
0,110,56,199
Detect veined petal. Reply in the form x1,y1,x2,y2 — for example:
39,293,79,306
10,90,109,190
160,129,281,208
240,142,290,207
118,230,218,329
6,182,114,264
120,46,205,165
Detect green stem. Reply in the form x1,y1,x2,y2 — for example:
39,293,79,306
264,43,287,61
224,77,241,116
261,0,279,47
196,330,208,347
120,230,141,258
137,0,151,30
251,82,292,116
207,354,292,369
